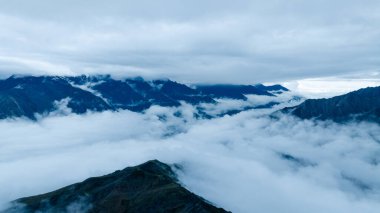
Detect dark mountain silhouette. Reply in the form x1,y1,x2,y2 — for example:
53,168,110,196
153,80,216,105
284,86,380,123
0,75,288,120
0,76,111,120
255,84,289,94
125,78,180,107
195,84,275,100
5,160,229,213
67,75,183,110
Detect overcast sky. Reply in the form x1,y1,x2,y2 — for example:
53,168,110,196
0,0,380,84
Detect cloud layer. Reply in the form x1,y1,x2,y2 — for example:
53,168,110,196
0,0,380,83
0,100,380,212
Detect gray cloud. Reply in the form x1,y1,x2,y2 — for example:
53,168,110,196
0,0,380,83
0,97,380,212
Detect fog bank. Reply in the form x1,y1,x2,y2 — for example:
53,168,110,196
0,103,380,212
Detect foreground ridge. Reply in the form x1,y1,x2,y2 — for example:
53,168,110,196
5,160,229,213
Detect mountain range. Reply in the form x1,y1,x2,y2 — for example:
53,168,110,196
0,75,287,120
1,74,379,212
0,74,379,124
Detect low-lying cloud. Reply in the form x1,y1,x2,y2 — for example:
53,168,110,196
0,99,380,212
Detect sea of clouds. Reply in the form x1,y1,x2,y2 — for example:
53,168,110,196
0,95,380,213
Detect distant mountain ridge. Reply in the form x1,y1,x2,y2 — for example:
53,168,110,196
5,160,229,213
284,86,380,123
0,75,288,120
195,84,275,100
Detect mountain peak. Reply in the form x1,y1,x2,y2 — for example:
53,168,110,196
7,160,229,213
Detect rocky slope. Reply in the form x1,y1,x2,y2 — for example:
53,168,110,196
284,86,380,123
5,160,229,213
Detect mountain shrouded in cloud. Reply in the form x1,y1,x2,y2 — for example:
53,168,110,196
0,75,288,120
284,86,380,123
0,94,379,212
1,1,380,212
6,160,228,213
